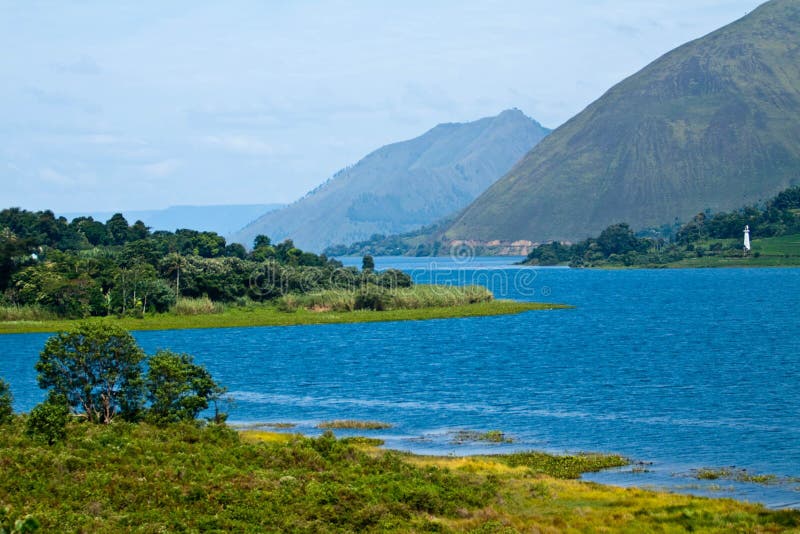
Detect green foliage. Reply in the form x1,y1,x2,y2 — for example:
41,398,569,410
0,507,39,534
361,254,375,271
317,420,392,430
277,285,494,313
0,421,500,532
145,350,226,424
25,393,69,446
36,323,146,424
0,379,12,425
450,430,513,444
171,296,224,315
495,451,629,479
524,186,800,268
1,209,344,319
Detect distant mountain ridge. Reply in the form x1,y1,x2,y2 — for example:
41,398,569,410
231,109,550,251
446,0,800,243
61,204,283,237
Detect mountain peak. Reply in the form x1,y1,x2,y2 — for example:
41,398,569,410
446,1,800,243
231,110,550,251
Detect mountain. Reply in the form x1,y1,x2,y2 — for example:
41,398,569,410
231,109,550,251
446,0,800,243
60,204,283,237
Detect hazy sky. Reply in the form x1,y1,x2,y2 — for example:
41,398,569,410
1,0,765,213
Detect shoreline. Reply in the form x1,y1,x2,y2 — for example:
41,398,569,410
238,429,800,526
0,300,570,335
233,424,800,512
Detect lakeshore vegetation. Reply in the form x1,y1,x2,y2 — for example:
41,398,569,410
0,207,570,334
523,186,800,268
2,324,799,532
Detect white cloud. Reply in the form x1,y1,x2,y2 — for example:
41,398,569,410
38,168,74,186
203,135,276,156
141,159,181,177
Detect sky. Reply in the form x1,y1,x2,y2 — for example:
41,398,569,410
0,0,766,213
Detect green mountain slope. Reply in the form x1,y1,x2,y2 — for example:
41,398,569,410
231,109,549,251
447,0,800,243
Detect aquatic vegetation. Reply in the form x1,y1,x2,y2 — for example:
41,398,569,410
317,420,393,430
450,429,514,444
692,467,780,485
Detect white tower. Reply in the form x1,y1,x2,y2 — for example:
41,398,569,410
744,225,751,252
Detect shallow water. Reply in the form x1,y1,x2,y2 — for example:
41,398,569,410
2,260,799,507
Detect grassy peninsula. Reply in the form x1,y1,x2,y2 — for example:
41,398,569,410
1,421,798,532
0,297,565,335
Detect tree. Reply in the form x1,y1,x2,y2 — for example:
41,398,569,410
35,323,146,424
362,255,375,272
106,213,131,245
145,350,225,424
0,378,12,425
25,393,70,445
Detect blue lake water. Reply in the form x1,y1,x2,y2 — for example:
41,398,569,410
2,259,800,507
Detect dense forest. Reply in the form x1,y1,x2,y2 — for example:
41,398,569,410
0,210,410,318
524,186,800,267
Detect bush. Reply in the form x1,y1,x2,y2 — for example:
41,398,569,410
25,394,69,445
0,378,12,425
354,286,390,311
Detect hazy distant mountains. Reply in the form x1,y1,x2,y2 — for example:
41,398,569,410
446,0,800,243
61,204,283,236
231,109,550,251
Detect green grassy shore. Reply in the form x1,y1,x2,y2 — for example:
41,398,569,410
1,422,797,532
0,300,568,335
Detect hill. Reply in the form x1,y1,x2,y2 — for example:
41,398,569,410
61,204,283,237
446,0,800,243
231,109,550,252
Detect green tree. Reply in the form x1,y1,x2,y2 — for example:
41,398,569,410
362,255,375,272
0,378,12,425
145,350,226,424
35,323,146,424
25,393,69,445
106,213,131,245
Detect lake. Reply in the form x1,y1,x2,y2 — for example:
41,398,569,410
2,258,799,507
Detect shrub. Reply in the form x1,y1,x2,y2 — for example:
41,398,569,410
25,394,69,446
0,379,12,425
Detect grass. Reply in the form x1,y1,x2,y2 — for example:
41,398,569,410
1,419,797,532
317,420,393,430
0,305,55,322
0,300,570,335
277,285,494,312
171,296,224,315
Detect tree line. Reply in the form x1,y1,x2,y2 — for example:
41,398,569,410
525,185,800,267
0,209,410,318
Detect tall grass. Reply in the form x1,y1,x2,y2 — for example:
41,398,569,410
0,305,56,321
171,296,225,315
277,285,493,312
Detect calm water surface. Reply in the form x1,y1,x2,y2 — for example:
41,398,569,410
2,259,799,507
